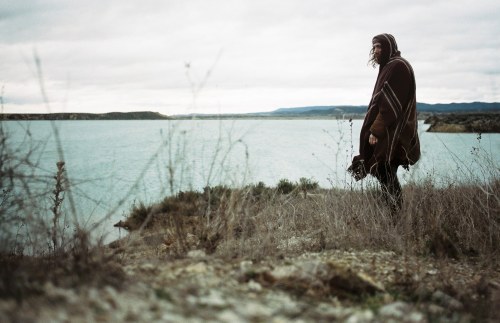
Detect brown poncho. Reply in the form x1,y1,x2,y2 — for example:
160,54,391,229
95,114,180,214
353,33,420,175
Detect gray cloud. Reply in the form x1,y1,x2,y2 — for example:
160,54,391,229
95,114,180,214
1,0,499,114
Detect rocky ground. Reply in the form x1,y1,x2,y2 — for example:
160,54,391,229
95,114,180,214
1,232,499,323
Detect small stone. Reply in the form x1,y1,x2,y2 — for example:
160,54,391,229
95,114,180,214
239,260,253,272
315,303,353,320
432,290,463,311
408,312,426,322
236,301,273,319
378,301,411,319
345,310,375,323
161,313,190,322
187,249,206,259
185,262,208,274
426,269,438,275
124,265,136,276
139,263,157,272
378,301,425,322
270,265,297,280
248,280,262,292
271,317,294,323
198,290,227,308
218,310,245,323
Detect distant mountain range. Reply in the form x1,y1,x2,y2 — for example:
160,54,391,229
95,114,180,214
278,102,500,114
175,102,500,119
1,102,498,120
416,102,499,112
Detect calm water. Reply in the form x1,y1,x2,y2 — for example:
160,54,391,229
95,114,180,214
3,119,499,240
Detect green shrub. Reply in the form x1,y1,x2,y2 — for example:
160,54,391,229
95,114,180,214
276,178,296,194
249,181,269,198
298,177,319,197
127,202,154,230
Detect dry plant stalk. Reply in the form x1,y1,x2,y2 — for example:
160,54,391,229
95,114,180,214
51,161,66,252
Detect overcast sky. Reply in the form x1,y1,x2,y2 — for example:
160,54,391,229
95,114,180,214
1,0,499,115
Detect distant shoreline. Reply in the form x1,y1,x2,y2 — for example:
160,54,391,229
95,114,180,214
2,111,499,121
0,111,171,121
2,102,499,122
2,110,500,133
0,113,368,121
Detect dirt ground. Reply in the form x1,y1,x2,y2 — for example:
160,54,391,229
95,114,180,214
1,232,498,323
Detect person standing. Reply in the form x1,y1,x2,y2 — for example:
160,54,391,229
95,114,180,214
348,33,420,213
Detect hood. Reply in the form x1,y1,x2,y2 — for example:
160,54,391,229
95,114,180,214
372,33,401,66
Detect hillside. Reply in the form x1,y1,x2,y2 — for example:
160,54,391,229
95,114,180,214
174,102,500,119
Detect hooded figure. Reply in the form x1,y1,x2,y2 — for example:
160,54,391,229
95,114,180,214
349,33,420,213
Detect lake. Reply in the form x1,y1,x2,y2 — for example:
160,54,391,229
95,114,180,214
3,119,499,240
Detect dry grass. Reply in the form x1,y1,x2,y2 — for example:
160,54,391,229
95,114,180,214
117,176,499,262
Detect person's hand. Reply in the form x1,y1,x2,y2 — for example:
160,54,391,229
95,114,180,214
369,133,378,145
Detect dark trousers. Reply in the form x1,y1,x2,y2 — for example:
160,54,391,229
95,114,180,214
373,162,402,213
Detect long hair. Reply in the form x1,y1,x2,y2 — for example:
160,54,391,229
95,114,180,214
368,46,378,68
